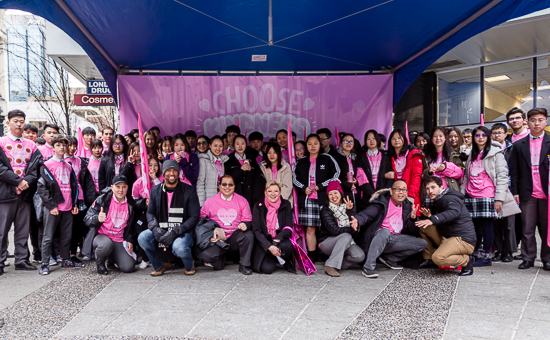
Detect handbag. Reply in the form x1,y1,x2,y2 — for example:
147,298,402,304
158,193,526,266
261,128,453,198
290,238,317,276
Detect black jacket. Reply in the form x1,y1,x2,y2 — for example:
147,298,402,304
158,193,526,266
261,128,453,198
0,145,42,203
98,156,136,192
36,161,79,211
329,148,360,202
252,198,293,252
83,189,136,244
224,151,266,208
509,133,550,202
293,153,340,207
146,182,200,238
66,157,98,207
428,189,476,246
355,149,392,209
319,204,358,244
195,217,229,250
354,189,417,254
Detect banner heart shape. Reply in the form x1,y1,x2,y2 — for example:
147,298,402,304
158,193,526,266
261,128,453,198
217,208,238,226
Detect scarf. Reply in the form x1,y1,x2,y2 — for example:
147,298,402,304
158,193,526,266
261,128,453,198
265,197,281,237
156,181,185,262
328,202,350,228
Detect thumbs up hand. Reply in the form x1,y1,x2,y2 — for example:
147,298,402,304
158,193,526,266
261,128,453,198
98,207,107,223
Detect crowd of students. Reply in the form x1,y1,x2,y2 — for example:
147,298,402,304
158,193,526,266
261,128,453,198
0,106,548,279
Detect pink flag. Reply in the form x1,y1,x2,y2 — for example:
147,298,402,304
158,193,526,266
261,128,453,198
405,121,409,144
303,129,306,141
236,118,240,127
138,113,151,199
548,156,550,247
335,126,340,147
480,113,485,126
288,121,306,249
76,127,84,157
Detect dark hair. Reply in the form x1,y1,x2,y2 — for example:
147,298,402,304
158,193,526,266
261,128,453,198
225,125,240,134
8,109,26,120
218,174,234,186
491,123,507,132
506,107,525,121
447,127,463,147
107,134,129,161
391,179,407,189
102,127,114,134
527,107,548,119
35,137,45,146
295,140,307,157
66,136,77,146
197,135,210,145
147,154,161,178
128,142,140,160
424,127,451,164
413,132,430,148
233,134,247,148
462,128,473,134
150,126,160,133
82,127,97,136
291,131,296,139
263,142,283,170
51,134,68,147
387,129,409,159
340,133,359,154
143,130,158,154
130,129,139,136
275,129,287,139
363,129,381,149
316,128,331,138
379,134,387,144
90,138,103,150
248,131,264,142
210,135,224,146
44,123,60,133
470,126,491,160
171,133,191,152
125,133,136,144
424,176,443,187
160,135,173,149
184,130,197,138
24,124,38,133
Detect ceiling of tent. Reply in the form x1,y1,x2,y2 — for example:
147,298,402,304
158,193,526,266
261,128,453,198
2,0,550,105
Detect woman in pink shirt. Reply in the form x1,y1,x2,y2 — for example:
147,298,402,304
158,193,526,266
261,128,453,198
461,126,510,267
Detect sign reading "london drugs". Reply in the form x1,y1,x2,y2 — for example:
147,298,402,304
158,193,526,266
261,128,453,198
86,80,111,95
74,94,116,106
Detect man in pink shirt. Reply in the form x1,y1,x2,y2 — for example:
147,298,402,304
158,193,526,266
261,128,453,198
510,107,550,271
351,180,427,278
38,123,59,160
506,107,530,144
198,174,254,275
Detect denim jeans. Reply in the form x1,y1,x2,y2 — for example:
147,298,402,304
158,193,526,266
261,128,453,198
138,229,194,271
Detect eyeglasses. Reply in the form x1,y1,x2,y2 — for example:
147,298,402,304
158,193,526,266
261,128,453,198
113,143,124,147
320,137,330,141
342,140,354,144
197,142,208,146
220,183,234,187
296,147,304,152
491,132,504,136
529,118,547,124
508,117,523,121
391,188,408,193
475,134,487,138
463,135,472,139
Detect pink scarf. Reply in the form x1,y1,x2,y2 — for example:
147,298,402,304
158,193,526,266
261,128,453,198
264,197,281,238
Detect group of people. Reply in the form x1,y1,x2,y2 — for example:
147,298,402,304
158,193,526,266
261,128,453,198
0,106,548,280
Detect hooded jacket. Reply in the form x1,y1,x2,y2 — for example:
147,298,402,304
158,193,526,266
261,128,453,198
196,150,229,205
36,162,79,211
427,189,476,246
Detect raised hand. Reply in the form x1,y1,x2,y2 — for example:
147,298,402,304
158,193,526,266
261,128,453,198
420,207,432,218
350,216,358,231
128,150,136,164
343,195,353,210
174,152,181,163
157,149,163,161
98,207,107,223
411,204,419,219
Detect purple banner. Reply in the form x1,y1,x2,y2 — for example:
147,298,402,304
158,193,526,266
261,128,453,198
118,75,393,141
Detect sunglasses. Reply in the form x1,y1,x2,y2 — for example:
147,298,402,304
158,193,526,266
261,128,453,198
197,141,208,146
113,143,124,147
220,183,234,187
342,140,354,144
475,134,487,138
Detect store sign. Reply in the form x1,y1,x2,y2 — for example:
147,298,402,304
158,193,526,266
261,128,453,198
86,80,111,95
74,94,116,106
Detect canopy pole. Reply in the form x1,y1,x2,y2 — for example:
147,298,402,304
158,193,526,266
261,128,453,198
268,0,273,45
53,0,119,71
394,0,502,72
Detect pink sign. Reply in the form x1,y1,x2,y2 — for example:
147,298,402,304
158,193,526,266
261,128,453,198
118,75,393,140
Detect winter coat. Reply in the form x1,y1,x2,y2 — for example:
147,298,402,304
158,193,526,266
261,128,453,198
293,153,340,207
319,204,358,244
36,162,79,211
0,146,42,203
354,189,417,255
259,160,293,206
163,152,200,185
224,151,266,208
195,217,229,250
70,157,98,207
251,198,294,272
98,156,136,192
422,149,464,192
355,148,392,209
427,189,477,246
390,145,424,208
329,147,361,203
196,151,229,206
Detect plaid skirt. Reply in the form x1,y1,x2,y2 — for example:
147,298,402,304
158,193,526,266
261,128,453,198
299,198,322,227
464,196,496,219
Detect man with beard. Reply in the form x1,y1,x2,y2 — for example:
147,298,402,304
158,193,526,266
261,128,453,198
138,159,200,276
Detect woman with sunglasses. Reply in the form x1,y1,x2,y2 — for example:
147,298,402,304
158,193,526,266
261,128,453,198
196,135,210,154
260,143,293,206
387,129,424,210
197,135,229,206
329,133,362,205
462,126,510,267
98,134,136,192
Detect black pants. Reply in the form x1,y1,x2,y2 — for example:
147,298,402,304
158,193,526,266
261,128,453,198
473,217,494,253
493,216,516,255
70,208,87,255
28,204,43,261
0,196,31,267
93,235,135,273
259,239,293,274
199,229,254,269
41,209,72,263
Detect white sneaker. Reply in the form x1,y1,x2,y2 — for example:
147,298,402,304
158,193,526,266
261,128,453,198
204,262,213,268
4,261,10,267
139,260,150,269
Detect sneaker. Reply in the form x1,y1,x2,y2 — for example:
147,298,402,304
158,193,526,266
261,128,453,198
32,257,42,264
473,258,492,267
3,261,9,267
204,262,213,268
184,264,196,276
82,255,92,261
56,255,62,263
49,257,58,266
362,268,379,278
39,263,50,275
379,257,403,270
139,260,150,270
62,259,85,269
70,256,83,265
7,252,14,258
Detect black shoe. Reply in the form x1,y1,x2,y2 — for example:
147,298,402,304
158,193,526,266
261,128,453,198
239,264,252,275
96,258,108,275
419,259,437,269
70,256,84,265
518,260,534,269
7,252,14,258
513,254,523,260
378,256,403,270
501,253,513,263
459,256,474,276
542,261,550,271
32,257,42,264
15,261,37,271
106,261,117,270
492,251,502,262
62,259,85,269
0,267,4,275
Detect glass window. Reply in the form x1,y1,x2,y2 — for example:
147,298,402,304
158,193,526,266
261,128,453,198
438,68,480,126
535,57,550,110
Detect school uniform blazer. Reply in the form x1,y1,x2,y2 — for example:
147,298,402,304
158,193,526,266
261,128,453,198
510,133,550,202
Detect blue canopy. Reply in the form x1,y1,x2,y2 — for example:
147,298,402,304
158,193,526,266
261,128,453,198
2,0,549,105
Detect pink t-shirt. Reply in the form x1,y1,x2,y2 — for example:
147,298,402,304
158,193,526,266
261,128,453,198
256,154,263,165
88,157,101,192
98,196,129,243
167,192,174,213
511,128,530,143
430,152,448,189
368,152,382,188
131,176,163,199
200,192,252,238
281,149,289,163
530,137,546,199
0,136,38,179
271,166,278,181
308,157,318,199
380,199,403,235
466,154,495,198
80,147,92,159
39,144,55,159
45,157,73,211
394,151,408,179
64,156,84,200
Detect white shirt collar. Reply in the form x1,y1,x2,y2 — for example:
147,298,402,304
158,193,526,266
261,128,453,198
221,194,233,201
529,133,544,140
367,149,379,156
52,156,64,162
8,133,23,142
113,196,128,204
235,153,247,161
